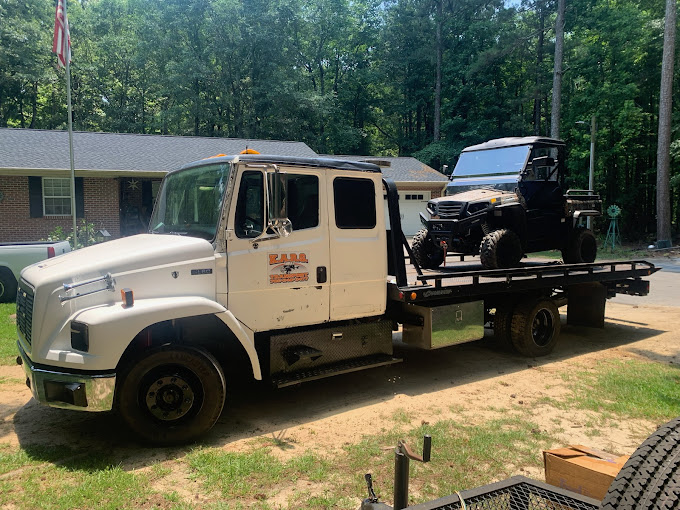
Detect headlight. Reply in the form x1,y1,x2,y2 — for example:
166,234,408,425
467,202,490,214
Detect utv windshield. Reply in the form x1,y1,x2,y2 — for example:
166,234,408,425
149,162,230,240
452,145,531,178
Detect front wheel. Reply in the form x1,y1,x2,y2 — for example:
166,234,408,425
510,298,560,357
479,229,523,269
0,268,17,303
411,228,445,269
117,345,226,445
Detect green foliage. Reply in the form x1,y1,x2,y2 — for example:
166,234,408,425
45,219,104,249
0,303,17,366
1,0,678,237
564,360,680,421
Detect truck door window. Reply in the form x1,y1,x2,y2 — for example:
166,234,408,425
333,177,376,229
288,175,319,230
235,171,264,238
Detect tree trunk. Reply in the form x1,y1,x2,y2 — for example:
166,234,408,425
534,5,545,135
656,0,675,247
433,0,442,142
550,0,565,139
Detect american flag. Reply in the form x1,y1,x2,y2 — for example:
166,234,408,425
52,0,71,68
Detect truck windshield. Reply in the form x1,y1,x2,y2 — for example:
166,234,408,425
149,163,230,240
452,145,531,178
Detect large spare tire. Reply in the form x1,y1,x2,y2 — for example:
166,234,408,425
601,416,680,509
411,228,445,269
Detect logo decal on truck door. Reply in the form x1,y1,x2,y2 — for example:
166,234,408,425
269,253,310,284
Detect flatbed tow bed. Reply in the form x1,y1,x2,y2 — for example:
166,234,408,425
383,179,659,355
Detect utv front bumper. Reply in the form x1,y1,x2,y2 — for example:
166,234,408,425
17,342,115,412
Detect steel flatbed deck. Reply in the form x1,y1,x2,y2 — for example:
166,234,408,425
388,259,659,305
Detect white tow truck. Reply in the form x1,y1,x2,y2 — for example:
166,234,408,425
15,154,658,444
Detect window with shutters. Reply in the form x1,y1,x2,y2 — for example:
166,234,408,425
42,178,72,216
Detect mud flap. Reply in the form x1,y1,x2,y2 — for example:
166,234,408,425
566,282,607,328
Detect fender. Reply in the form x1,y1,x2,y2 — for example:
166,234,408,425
214,310,262,380
67,297,227,372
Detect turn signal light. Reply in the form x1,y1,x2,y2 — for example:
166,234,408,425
410,292,417,300
121,288,134,308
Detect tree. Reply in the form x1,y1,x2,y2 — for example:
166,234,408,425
656,0,675,247
550,0,565,138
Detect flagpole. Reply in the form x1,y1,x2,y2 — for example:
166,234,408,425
63,0,77,249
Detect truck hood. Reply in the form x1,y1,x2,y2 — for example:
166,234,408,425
21,234,215,288
433,188,516,203
18,234,219,368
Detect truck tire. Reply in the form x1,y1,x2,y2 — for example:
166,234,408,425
0,268,17,303
562,227,597,264
510,298,560,356
117,345,226,445
411,228,445,269
480,229,522,269
601,417,680,510
493,303,515,349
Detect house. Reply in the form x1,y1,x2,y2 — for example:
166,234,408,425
324,155,448,235
0,128,447,242
0,128,317,242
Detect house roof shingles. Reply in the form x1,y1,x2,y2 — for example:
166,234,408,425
0,128,317,176
324,155,448,184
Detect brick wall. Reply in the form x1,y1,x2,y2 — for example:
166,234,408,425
0,175,120,242
396,183,446,199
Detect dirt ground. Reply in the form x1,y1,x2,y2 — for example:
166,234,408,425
1,297,678,482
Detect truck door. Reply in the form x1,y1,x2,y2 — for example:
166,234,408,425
327,174,387,320
226,167,330,331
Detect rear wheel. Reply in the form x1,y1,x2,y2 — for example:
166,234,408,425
480,229,523,269
117,345,226,445
492,303,515,349
411,228,445,269
601,417,680,509
0,268,17,303
510,298,560,357
562,227,597,263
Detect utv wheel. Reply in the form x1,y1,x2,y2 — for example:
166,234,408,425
510,298,560,357
479,229,522,269
601,416,680,510
411,228,445,269
562,227,597,264
117,345,226,445
0,268,17,303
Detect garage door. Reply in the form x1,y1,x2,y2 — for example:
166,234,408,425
385,191,431,236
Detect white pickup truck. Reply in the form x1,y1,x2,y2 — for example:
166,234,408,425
14,154,657,444
0,241,71,302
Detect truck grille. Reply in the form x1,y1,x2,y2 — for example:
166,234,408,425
436,202,464,219
16,281,34,346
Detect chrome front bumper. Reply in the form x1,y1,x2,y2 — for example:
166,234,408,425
17,342,116,412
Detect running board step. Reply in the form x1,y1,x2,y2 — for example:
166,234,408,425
272,354,402,388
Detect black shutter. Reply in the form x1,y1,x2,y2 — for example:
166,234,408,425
75,177,84,218
28,177,43,218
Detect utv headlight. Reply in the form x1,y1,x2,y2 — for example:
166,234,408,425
467,202,490,214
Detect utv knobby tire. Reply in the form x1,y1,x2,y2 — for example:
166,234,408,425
411,228,445,269
479,229,522,269
0,268,17,303
510,298,560,357
601,417,680,509
562,227,597,264
117,345,226,445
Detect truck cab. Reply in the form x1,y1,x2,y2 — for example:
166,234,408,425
16,155,392,444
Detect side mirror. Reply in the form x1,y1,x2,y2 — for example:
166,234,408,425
267,169,292,238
